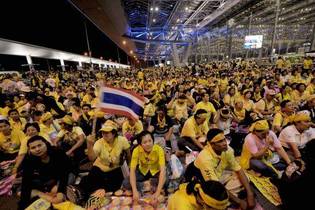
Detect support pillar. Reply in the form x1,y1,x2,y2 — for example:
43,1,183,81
311,24,315,51
246,12,253,59
26,55,33,71
270,0,280,56
60,59,65,71
182,44,192,66
171,43,180,67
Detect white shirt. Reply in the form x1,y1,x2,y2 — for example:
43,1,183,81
279,125,315,149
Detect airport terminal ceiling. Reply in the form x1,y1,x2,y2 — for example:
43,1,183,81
71,0,315,63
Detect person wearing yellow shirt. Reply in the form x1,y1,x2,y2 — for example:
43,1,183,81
0,118,25,160
82,87,96,105
272,100,295,134
8,109,27,131
168,179,229,210
275,56,285,69
179,109,209,152
223,87,238,108
0,99,15,117
303,56,313,70
137,70,144,80
193,93,216,124
291,83,310,106
167,94,189,121
124,131,166,205
40,112,60,143
306,78,315,95
253,85,262,103
219,74,229,95
122,118,143,141
242,90,254,111
232,99,246,122
55,115,85,160
185,129,255,210
280,84,292,102
254,89,277,119
80,120,131,198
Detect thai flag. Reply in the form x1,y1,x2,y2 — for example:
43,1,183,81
99,86,145,120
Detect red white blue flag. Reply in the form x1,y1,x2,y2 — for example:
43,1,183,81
99,86,145,120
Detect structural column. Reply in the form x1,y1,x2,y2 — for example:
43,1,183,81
311,23,315,51
182,43,192,66
60,59,66,71
270,0,280,56
171,43,180,67
26,55,33,71
246,12,253,59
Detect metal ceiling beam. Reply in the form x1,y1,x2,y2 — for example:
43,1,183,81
123,34,192,44
184,0,216,25
197,0,242,29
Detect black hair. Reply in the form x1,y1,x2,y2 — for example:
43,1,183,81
33,110,43,117
280,100,291,109
82,104,92,109
194,109,207,119
136,130,154,145
24,122,40,133
186,178,228,201
206,128,224,143
27,135,51,148
0,119,10,125
8,109,19,116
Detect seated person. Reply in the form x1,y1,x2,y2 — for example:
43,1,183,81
179,109,209,153
122,117,143,141
185,129,255,210
18,135,72,210
149,105,175,151
279,111,315,161
80,120,131,199
240,120,292,178
123,131,166,205
168,178,229,210
0,118,25,161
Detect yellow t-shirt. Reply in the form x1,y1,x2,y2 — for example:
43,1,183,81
9,118,27,131
272,112,294,129
130,144,165,176
194,101,216,116
0,129,25,154
93,136,130,172
276,59,285,69
304,59,313,70
0,106,10,117
181,116,209,139
243,99,254,111
122,120,143,136
172,100,188,120
144,103,156,117
168,183,199,210
194,145,241,181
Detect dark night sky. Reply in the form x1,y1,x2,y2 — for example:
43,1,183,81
0,0,128,70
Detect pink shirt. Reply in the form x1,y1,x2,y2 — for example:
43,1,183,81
244,131,281,155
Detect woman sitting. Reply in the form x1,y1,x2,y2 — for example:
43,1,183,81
80,120,131,199
18,135,72,209
123,131,166,205
168,178,229,210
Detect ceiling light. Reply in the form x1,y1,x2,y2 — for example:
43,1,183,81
153,19,156,22
122,40,126,45
155,7,159,11
185,7,189,11
150,7,153,11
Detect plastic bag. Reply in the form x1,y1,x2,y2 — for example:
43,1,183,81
170,154,184,179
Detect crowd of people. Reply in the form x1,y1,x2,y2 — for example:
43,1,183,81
0,56,314,210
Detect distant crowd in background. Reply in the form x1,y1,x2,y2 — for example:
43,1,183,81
0,56,314,210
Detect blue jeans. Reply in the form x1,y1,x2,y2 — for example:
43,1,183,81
250,159,286,178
